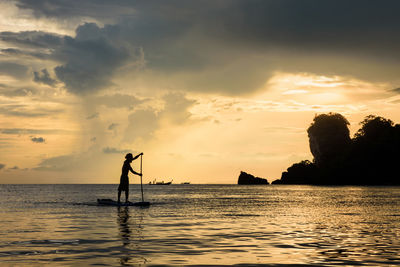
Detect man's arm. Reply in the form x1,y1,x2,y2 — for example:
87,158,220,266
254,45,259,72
132,152,143,161
131,169,142,176
129,165,142,176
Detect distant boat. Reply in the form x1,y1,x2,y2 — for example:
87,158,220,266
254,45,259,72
149,179,173,185
181,182,190,184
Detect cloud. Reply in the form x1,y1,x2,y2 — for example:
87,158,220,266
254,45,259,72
392,88,400,94
0,84,39,97
0,104,63,117
0,62,29,78
123,92,196,142
34,154,77,171
31,136,45,143
94,93,143,109
53,23,136,94
160,92,196,124
33,148,122,172
15,0,136,21
1,24,141,95
124,109,158,142
33,69,57,86
0,128,69,135
1,48,51,60
108,123,118,130
0,163,5,170
86,112,99,120
0,30,63,48
102,147,130,154
5,0,400,95
34,152,99,171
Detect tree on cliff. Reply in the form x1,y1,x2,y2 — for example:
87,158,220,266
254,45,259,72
355,115,395,140
273,160,317,184
307,113,351,167
274,113,400,185
352,115,400,184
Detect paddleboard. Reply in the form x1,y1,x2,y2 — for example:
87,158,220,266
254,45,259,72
97,198,150,207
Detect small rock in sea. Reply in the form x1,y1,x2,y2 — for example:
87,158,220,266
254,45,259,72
238,171,269,185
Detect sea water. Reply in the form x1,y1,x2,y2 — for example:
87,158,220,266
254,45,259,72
0,184,399,266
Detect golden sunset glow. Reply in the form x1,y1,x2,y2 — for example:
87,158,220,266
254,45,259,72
0,1,399,184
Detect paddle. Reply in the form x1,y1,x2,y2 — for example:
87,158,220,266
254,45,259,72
140,153,144,202
137,153,150,206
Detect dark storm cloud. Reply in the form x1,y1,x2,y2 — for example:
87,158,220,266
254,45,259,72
0,163,5,170
13,0,400,54
207,1,400,54
119,0,400,83
53,23,133,94
33,69,57,86
1,48,50,60
0,31,63,48
1,24,138,95
7,0,400,94
30,136,45,143
0,62,29,78
15,0,136,20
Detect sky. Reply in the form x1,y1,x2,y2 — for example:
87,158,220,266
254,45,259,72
0,0,400,184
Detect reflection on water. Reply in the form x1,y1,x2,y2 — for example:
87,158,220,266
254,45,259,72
117,206,147,265
0,184,399,266
118,207,131,247
118,206,132,265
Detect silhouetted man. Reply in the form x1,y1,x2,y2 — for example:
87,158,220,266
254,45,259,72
118,153,142,203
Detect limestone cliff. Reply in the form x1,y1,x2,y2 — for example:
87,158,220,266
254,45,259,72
307,113,351,167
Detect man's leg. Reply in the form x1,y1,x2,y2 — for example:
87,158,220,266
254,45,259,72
118,190,121,203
